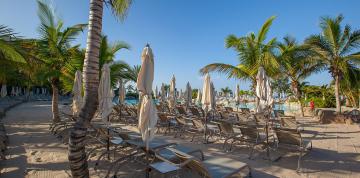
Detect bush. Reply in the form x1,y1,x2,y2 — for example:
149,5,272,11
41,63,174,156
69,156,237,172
304,96,335,108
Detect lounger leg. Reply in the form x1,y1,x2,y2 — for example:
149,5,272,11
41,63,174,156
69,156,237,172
297,149,303,172
223,138,229,150
248,143,255,160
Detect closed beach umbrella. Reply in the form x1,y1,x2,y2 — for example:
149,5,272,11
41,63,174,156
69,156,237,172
72,70,83,117
161,83,166,102
1,85,7,98
255,66,273,113
210,82,216,110
201,74,213,142
196,89,202,104
98,63,114,124
118,80,126,105
169,75,176,108
179,89,183,99
185,82,192,107
154,86,158,99
235,84,240,105
11,87,15,96
202,74,212,112
137,44,158,149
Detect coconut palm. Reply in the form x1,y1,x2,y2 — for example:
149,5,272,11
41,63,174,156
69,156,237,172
35,0,86,122
277,36,324,116
220,87,232,97
305,15,360,113
61,35,132,92
200,16,279,91
68,0,133,177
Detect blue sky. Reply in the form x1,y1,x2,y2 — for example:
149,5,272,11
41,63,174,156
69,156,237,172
1,0,360,91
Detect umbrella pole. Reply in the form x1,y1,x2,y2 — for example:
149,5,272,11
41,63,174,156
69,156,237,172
146,130,150,178
107,116,110,160
204,105,208,143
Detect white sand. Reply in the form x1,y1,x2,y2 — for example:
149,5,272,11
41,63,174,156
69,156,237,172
1,101,360,178
1,101,70,178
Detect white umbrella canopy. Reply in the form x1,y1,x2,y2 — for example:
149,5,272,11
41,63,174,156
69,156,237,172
11,87,15,96
160,83,166,102
137,44,158,147
235,84,240,105
72,70,83,117
201,74,213,111
154,86,158,99
169,75,176,108
185,82,192,107
1,85,7,98
196,89,202,104
118,80,126,105
178,89,181,99
210,82,216,110
98,63,114,124
255,67,273,113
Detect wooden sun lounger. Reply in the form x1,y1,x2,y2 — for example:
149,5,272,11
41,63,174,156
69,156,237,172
154,147,251,178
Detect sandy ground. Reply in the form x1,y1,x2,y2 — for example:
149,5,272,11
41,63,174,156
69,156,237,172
0,101,70,178
0,101,359,178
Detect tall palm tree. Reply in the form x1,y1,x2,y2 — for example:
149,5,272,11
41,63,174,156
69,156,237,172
61,35,132,92
305,15,360,113
277,36,323,116
220,87,232,97
35,0,86,122
200,16,279,91
68,0,133,177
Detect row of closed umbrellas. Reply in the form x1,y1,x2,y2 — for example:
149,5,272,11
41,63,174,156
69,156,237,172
70,44,273,156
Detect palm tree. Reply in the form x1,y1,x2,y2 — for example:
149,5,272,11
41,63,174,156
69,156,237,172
277,36,323,116
200,16,279,91
319,85,328,101
35,0,86,122
68,0,133,177
61,35,132,92
220,87,232,97
305,15,360,113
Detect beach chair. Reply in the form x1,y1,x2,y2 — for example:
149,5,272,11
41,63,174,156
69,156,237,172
157,113,176,134
237,125,273,159
280,116,303,131
275,128,312,172
161,147,251,178
213,120,242,151
190,119,217,142
176,105,188,116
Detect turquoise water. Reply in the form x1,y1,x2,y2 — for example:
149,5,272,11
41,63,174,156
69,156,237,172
119,98,299,112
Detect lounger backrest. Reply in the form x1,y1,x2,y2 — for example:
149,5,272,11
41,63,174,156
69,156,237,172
225,107,233,112
189,107,201,117
281,117,297,128
156,105,162,112
158,114,168,123
275,128,301,146
239,126,259,142
176,106,187,115
240,108,250,114
274,110,285,117
176,154,210,178
192,119,205,130
218,121,234,134
175,116,187,126
254,113,267,124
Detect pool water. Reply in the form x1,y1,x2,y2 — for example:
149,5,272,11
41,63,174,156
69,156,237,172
115,98,300,112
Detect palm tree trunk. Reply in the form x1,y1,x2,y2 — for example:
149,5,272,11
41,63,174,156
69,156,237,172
334,75,341,113
68,0,103,177
51,78,60,123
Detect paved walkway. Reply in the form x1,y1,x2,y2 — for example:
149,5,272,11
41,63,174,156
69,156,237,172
0,101,70,178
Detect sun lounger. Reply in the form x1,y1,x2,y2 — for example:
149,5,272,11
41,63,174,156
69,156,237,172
275,128,312,172
155,147,251,178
